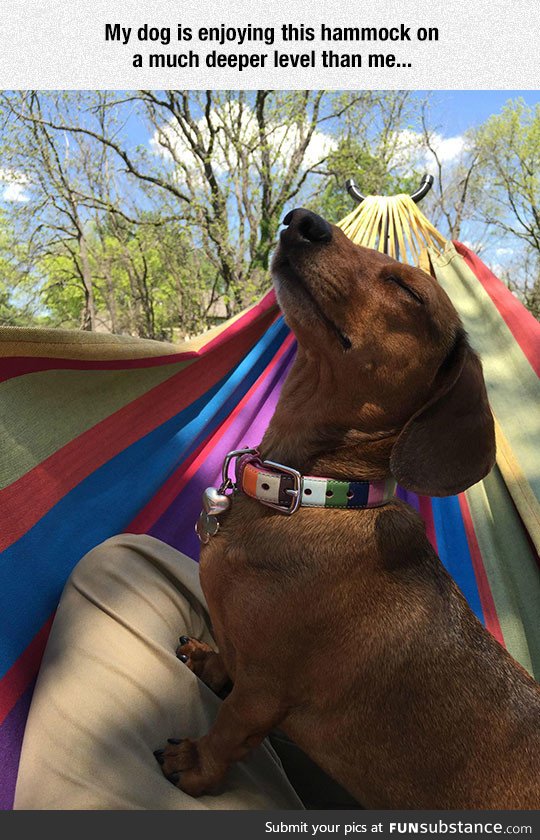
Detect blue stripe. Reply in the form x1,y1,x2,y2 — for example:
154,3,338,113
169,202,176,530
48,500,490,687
0,317,290,679
431,495,484,623
347,482,369,508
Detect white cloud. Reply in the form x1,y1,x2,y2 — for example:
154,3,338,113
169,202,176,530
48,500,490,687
389,130,466,176
3,182,28,202
428,134,466,164
0,168,29,202
495,246,514,257
150,100,336,177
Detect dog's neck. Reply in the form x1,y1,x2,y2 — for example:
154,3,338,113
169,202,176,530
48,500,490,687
259,351,399,482
260,429,397,483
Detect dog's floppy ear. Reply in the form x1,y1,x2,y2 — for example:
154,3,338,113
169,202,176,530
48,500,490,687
390,331,496,496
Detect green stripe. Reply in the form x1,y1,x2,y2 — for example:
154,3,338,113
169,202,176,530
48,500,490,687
325,479,350,507
465,466,540,680
0,362,188,489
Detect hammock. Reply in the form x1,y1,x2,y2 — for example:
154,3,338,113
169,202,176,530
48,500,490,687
1,198,539,809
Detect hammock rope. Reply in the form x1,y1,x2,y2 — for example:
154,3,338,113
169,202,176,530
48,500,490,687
337,193,447,264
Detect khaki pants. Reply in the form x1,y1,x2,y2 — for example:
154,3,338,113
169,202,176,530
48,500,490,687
14,534,304,810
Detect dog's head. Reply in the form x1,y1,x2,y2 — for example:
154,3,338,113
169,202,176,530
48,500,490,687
270,208,495,496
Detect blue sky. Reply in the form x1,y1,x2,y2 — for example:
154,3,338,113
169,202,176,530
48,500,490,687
420,90,540,134
119,89,538,271
2,89,537,269
122,89,540,146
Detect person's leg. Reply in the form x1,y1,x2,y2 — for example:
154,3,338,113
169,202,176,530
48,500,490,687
14,534,303,810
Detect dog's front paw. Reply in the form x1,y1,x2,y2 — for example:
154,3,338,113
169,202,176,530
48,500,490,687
176,636,230,694
154,738,225,797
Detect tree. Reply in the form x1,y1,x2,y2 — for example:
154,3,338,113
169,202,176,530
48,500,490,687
413,101,490,246
0,209,36,325
0,91,108,329
466,99,540,318
0,89,434,332
315,136,421,222
474,100,540,253
2,91,423,310
0,91,212,337
85,217,217,340
496,248,540,320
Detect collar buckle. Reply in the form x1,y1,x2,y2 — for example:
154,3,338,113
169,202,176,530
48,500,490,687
258,459,303,515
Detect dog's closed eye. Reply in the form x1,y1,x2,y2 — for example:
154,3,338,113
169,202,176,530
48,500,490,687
386,275,425,305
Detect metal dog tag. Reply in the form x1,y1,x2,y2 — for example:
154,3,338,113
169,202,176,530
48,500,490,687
196,479,235,544
195,510,221,544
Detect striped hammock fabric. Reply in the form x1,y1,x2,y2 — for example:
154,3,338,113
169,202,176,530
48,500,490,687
1,199,539,809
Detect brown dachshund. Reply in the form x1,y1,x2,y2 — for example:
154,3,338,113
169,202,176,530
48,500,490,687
158,208,540,808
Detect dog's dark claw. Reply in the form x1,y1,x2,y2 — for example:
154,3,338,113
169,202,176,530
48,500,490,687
167,738,181,745
179,635,190,645
169,771,180,784
178,653,189,663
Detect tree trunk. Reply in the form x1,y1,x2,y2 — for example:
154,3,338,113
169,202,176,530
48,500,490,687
78,233,96,331
104,261,118,334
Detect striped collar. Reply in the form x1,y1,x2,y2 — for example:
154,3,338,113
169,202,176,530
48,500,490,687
237,450,396,515
195,448,397,542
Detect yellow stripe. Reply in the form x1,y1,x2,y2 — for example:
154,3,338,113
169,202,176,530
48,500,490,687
493,416,540,553
0,326,185,361
0,297,274,361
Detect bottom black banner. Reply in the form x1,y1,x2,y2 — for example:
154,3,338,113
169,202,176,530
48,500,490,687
3,810,539,839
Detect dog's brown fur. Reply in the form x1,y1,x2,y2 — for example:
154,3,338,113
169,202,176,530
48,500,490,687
159,209,540,808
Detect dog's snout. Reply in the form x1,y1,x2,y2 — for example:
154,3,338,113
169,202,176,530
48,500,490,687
282,208,332,244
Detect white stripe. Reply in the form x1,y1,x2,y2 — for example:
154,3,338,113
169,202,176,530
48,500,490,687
301,477,327,506
255,471,281,504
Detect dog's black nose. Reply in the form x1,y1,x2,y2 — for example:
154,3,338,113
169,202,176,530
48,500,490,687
282,208,332,244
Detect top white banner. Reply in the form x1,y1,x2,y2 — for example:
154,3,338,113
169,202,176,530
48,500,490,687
0,0,538,90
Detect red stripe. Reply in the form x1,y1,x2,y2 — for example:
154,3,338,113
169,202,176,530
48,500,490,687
0,291,278,383
418,495,437,550
0,314,274,552
457,493,505,647
453,242,540,376
0,615,54,725
127,333,296,533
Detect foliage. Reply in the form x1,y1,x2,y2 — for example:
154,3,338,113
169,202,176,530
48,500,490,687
0,210,36,325
474,100,540,252
314,136,420,221
0,91,538,334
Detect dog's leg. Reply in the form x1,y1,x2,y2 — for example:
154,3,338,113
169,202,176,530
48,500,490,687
176,636,230,694
157,681,285,796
